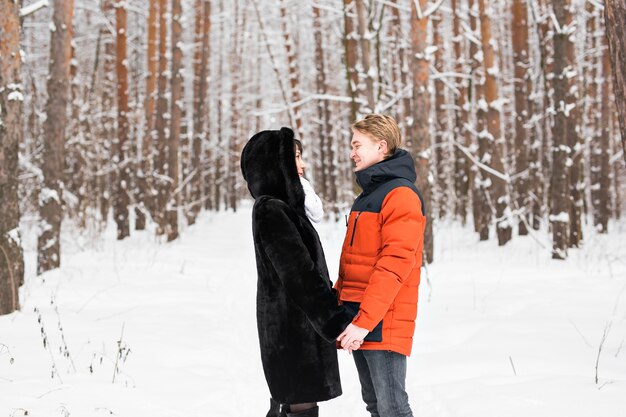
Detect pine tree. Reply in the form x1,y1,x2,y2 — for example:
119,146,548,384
0,0,25,314
38,0,74,274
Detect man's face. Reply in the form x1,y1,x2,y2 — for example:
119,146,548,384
350,130,386,172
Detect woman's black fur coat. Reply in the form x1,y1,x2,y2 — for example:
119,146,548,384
241,127,352,405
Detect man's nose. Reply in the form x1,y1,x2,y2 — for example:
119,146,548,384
350,150,356,159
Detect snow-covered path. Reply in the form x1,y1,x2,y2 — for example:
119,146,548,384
2,205,626,417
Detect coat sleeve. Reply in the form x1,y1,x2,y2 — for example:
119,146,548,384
352,187,424,331
255,199,352,342
300,177,324,223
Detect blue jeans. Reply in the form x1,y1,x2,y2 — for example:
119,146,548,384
352,350,413,417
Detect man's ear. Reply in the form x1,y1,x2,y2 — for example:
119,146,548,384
378,140,388,155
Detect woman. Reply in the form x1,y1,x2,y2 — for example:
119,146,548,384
240,127,354,417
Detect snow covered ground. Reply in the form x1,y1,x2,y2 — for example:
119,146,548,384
2,203,626,417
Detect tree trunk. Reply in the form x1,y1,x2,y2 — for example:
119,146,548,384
0,0,25,314
469,0,491,240
155,0,169,234
114,0,130,240
595,25,612,232
550,0,573,259
229,0,240,212
66,40,85,223
512,0,530,235
191,0,211,220
409,0,434,263
38,0,74,274
313,3,332,209
343,0,359,122
452,0,470,224
99,0,115,224
478,0,512,246
355,0,374,111
604,0,626,164
433,13,448,219
137,0,159,230
280,0,303,137
212,0,224,211
166,0,183,241
565,2,583,248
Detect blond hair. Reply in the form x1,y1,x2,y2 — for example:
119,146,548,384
351,114,402,157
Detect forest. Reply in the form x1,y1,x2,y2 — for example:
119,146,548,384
1,0,626,315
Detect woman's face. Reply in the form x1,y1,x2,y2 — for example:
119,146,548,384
295,147,306,177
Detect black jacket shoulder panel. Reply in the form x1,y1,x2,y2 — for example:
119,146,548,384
352,178,425,215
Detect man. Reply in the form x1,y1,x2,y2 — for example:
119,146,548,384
336,114,426,417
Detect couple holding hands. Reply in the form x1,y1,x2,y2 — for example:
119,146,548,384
240,114,426,417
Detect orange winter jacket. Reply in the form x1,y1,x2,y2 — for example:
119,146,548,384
335,149,426,356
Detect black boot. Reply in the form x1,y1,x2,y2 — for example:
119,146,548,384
287,406,319,417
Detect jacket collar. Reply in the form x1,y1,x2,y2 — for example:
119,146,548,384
355,149,417,193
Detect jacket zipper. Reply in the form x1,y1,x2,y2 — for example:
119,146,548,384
350,212,361,246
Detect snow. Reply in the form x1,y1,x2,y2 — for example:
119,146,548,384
1,207,625,417
549,212,570,223
8,91,24,102
38,188,60,206
6,228,21,246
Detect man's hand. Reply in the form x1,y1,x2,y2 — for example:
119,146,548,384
337,323,369,350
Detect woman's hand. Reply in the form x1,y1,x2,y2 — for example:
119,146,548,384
337,323,369,350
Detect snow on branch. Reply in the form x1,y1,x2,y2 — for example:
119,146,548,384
412,0,445,19
252,94,367,117
413,0,423,19
460,20,481,46
373,0,411,12
452,138,511,183
586,0,604,11
377,85,412,113
423,0,445,18
549,11,577,36
430,65,461,96
311,2,352,16
20,0,49,18
610,149,624,165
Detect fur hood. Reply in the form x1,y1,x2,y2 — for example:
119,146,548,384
240,127,305,216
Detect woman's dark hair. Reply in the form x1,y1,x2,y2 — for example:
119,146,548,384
294,139,303,154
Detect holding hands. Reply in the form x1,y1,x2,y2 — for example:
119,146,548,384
337,323,369,353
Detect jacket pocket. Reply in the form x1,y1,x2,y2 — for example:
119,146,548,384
343,301,383,342
349,212,362,246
